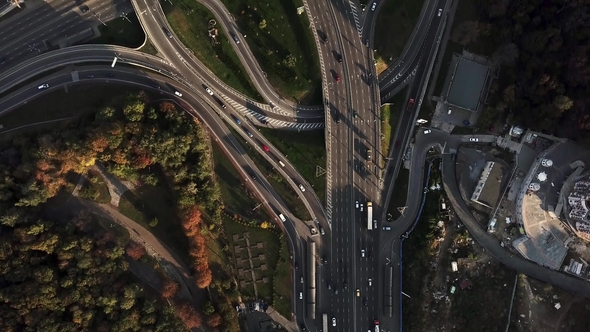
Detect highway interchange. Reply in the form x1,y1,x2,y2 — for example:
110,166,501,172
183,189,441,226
2,0,587,331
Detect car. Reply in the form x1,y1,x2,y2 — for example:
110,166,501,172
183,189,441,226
334,286,338,294
231,115,241,125
245,130,253,138
360,203,364,212
447,108,452,114
174,91,183,97
262,145,270,152
37,83,49,90
363,297,368,306
371,2,377,11
300,323,307,331
335,74,341,82
356,289,361,297
368,251,372,259
0,56,7,64
343,282,348,290
335,53,343,63
300,277,304,284
332,317,336,327
214,97,226,109
205,87,214,95
298,184,306,192
162,27,173,39
299,292,303,300
438,8,443,17
251,174,257,180
356,201,359,208
463,120,470,126
353,110,358,118
232,35,240,44
361,249,365,258
327,281,332,290
86,74,94,78
383,226,391,231
423,129,432,134
373,220,377,229
278,213,286,222
469,137,479,142
368,278,372,286
335,112,341,123
295,262,298,270
319,226,325,235
79,5,89,13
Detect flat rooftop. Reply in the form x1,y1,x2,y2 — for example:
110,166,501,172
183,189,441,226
446,57,490,111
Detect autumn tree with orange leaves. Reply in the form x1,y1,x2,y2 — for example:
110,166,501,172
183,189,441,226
161,277,180,299
175,300,202,329
125,241,146,260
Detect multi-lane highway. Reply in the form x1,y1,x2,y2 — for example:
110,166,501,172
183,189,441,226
0,0,463,331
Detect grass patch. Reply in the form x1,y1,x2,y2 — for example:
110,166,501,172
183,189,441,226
223,216,281,303
229,126,311,220
139,39,158,55
162,0,262,101
117,180,191,265
92,214,131,247
374,0,425,68
0,85,140,138
212,142,269,219
221,0,321,104
79,170,111,204
87,12,145,48
381,87,407,161
258,128,326,204
387,168,409,221
273,235,292,318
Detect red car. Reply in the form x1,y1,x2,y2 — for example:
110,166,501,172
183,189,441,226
336,74,341,82
263,145,270,152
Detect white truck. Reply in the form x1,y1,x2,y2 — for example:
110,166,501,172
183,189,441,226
367,202,373,230
322,313,328,331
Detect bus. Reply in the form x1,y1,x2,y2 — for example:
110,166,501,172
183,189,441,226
367,202,373,230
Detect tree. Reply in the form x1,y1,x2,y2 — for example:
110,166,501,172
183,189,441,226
282,54,297,68
207,313,222,328
451,21,480,45
182,206,202,237
493,43,519,67
175,301,201,329
259,19,267,29
123,100,145,122
161,278,180,299
149,217,159,227
260,221,271,229
553,95,573,112
125,241,146,260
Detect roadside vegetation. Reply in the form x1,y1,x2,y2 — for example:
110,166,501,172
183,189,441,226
402,161,515,331
380,87,407,161
374,0,425,73
387,168,409,221
78,169,111,204
259,128,326,204
88,12,145,48
229,126,312,220
220,0,322,104
162,0,262,101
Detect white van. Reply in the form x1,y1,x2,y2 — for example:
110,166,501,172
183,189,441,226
278,160,286,167
279,214,287,222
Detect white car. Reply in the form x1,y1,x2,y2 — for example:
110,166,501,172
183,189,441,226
174,91,182,97
383,226,391,231
356,288,361,297
332,317,336,327
438,8,443,17
368,278,372,286
360,204,364,212
299,292,303,300
469,137,479,142
299,184,306,192
447,108,452,114
355,201,359,209
371,2,377,11
205,87,214,95
300,277,304,284
361,249,365,258
423,129,432,134
279,214,287,222
37,83,49,90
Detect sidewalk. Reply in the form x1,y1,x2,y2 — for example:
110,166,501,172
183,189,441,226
266,306,298,332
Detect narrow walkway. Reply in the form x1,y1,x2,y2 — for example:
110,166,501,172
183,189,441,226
92,163,136,207
243,234,259,297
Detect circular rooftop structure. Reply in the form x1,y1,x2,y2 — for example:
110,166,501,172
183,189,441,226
529,182,541,191
542,159,554,167
537,171,548,182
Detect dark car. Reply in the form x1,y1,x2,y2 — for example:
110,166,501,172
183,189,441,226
335,111,341,124
106,73,115,78
231,114,241,125
251,174,257,180
353,110,358,118
79,5,89,13
343,282,348,290
363,297,368,306
162,27,173,39
335,52,343,63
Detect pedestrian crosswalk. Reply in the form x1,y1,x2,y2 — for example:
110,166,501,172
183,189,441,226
223,98,325,130
348,0,363,35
